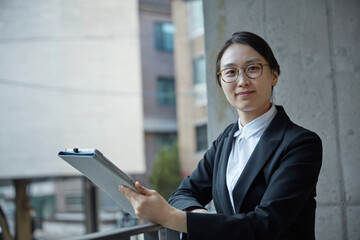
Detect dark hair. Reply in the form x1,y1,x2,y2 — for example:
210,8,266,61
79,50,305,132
215,31,280,86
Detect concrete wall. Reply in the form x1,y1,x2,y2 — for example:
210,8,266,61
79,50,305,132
0,0,145,178
203,0,360,239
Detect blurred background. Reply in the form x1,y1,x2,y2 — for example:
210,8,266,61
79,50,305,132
0,0,359,240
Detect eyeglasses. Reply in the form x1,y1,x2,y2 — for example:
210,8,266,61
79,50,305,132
217,63,270,83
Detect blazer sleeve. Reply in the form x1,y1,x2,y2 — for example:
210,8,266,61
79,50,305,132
185,130,322,240
168,124,234,211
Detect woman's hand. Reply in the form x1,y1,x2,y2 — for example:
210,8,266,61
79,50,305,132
119,182,170,224
119,181,187,233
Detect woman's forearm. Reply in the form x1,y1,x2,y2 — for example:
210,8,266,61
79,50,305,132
161,207,187,233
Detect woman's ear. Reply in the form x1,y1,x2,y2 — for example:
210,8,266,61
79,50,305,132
218,77,223,89
271,71,279,86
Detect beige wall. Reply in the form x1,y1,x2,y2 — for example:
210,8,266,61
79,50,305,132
0,0,145,178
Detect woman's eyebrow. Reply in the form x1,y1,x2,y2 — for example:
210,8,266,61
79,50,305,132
221,58,263,69
245,58,261,64
221,63,237,69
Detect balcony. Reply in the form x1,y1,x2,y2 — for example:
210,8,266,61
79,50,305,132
63,223,179,240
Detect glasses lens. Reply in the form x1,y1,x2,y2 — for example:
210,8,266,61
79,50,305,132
244,63,262,79
221,68,238,82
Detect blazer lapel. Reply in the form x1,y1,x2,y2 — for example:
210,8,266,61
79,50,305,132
216,123,239,215
232,106,290,213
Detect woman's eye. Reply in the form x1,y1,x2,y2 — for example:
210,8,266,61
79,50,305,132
224,69,237,76
246,65,261,72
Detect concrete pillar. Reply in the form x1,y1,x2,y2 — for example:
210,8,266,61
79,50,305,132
203,0,360,239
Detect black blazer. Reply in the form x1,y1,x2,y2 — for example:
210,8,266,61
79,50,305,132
168,106,322,240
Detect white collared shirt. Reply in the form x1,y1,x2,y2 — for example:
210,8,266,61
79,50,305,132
226,104,277,212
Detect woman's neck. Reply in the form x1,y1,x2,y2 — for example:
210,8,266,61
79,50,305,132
237,102,272,126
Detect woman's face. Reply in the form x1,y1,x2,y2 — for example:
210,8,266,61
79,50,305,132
219,43,278,121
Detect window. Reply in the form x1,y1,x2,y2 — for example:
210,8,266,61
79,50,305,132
157,77,176,106
156,133,177,153
196,124,207,152
154,22,174,52
30,195,55,219
65,194,83,211
193,56,207,105
188,0,204,38
193,56,206,85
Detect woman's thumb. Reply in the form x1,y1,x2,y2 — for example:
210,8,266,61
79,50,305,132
135,181,153,195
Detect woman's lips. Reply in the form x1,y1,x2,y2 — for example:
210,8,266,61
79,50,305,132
236,90,255,97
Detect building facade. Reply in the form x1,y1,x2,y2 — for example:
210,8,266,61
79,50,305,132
0,0,177,238
137,0,177,186
172,0,207,176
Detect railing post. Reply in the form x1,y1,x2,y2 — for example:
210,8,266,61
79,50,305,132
83,178,99,233
166,229,180,240
158,229,167,240
144,230,159,240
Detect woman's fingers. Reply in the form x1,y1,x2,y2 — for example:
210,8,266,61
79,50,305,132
119,183,187,233
134,181,154,196
120,181,153,197
119,184,137,200
119,182,187,232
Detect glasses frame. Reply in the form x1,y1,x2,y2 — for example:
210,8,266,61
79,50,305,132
217,63,270,83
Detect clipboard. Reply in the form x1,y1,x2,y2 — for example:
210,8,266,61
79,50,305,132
58,148,138,217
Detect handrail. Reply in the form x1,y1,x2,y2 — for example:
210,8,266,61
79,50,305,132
62,223,164,240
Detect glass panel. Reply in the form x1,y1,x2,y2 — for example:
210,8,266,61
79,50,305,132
162,23,175,51
196,124,208,151
188,0,204,38
65,194,84,212
157,77,175,106
193,56,206,85
155,133,177,153
154,22,174,52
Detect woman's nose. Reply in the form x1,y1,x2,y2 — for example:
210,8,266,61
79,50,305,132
237,72,250,87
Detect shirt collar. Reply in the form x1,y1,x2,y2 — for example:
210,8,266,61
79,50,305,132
233,104,277,139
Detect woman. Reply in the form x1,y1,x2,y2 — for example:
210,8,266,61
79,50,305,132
120,31,322,240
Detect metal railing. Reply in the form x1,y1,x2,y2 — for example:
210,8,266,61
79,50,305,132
62,223,180,240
